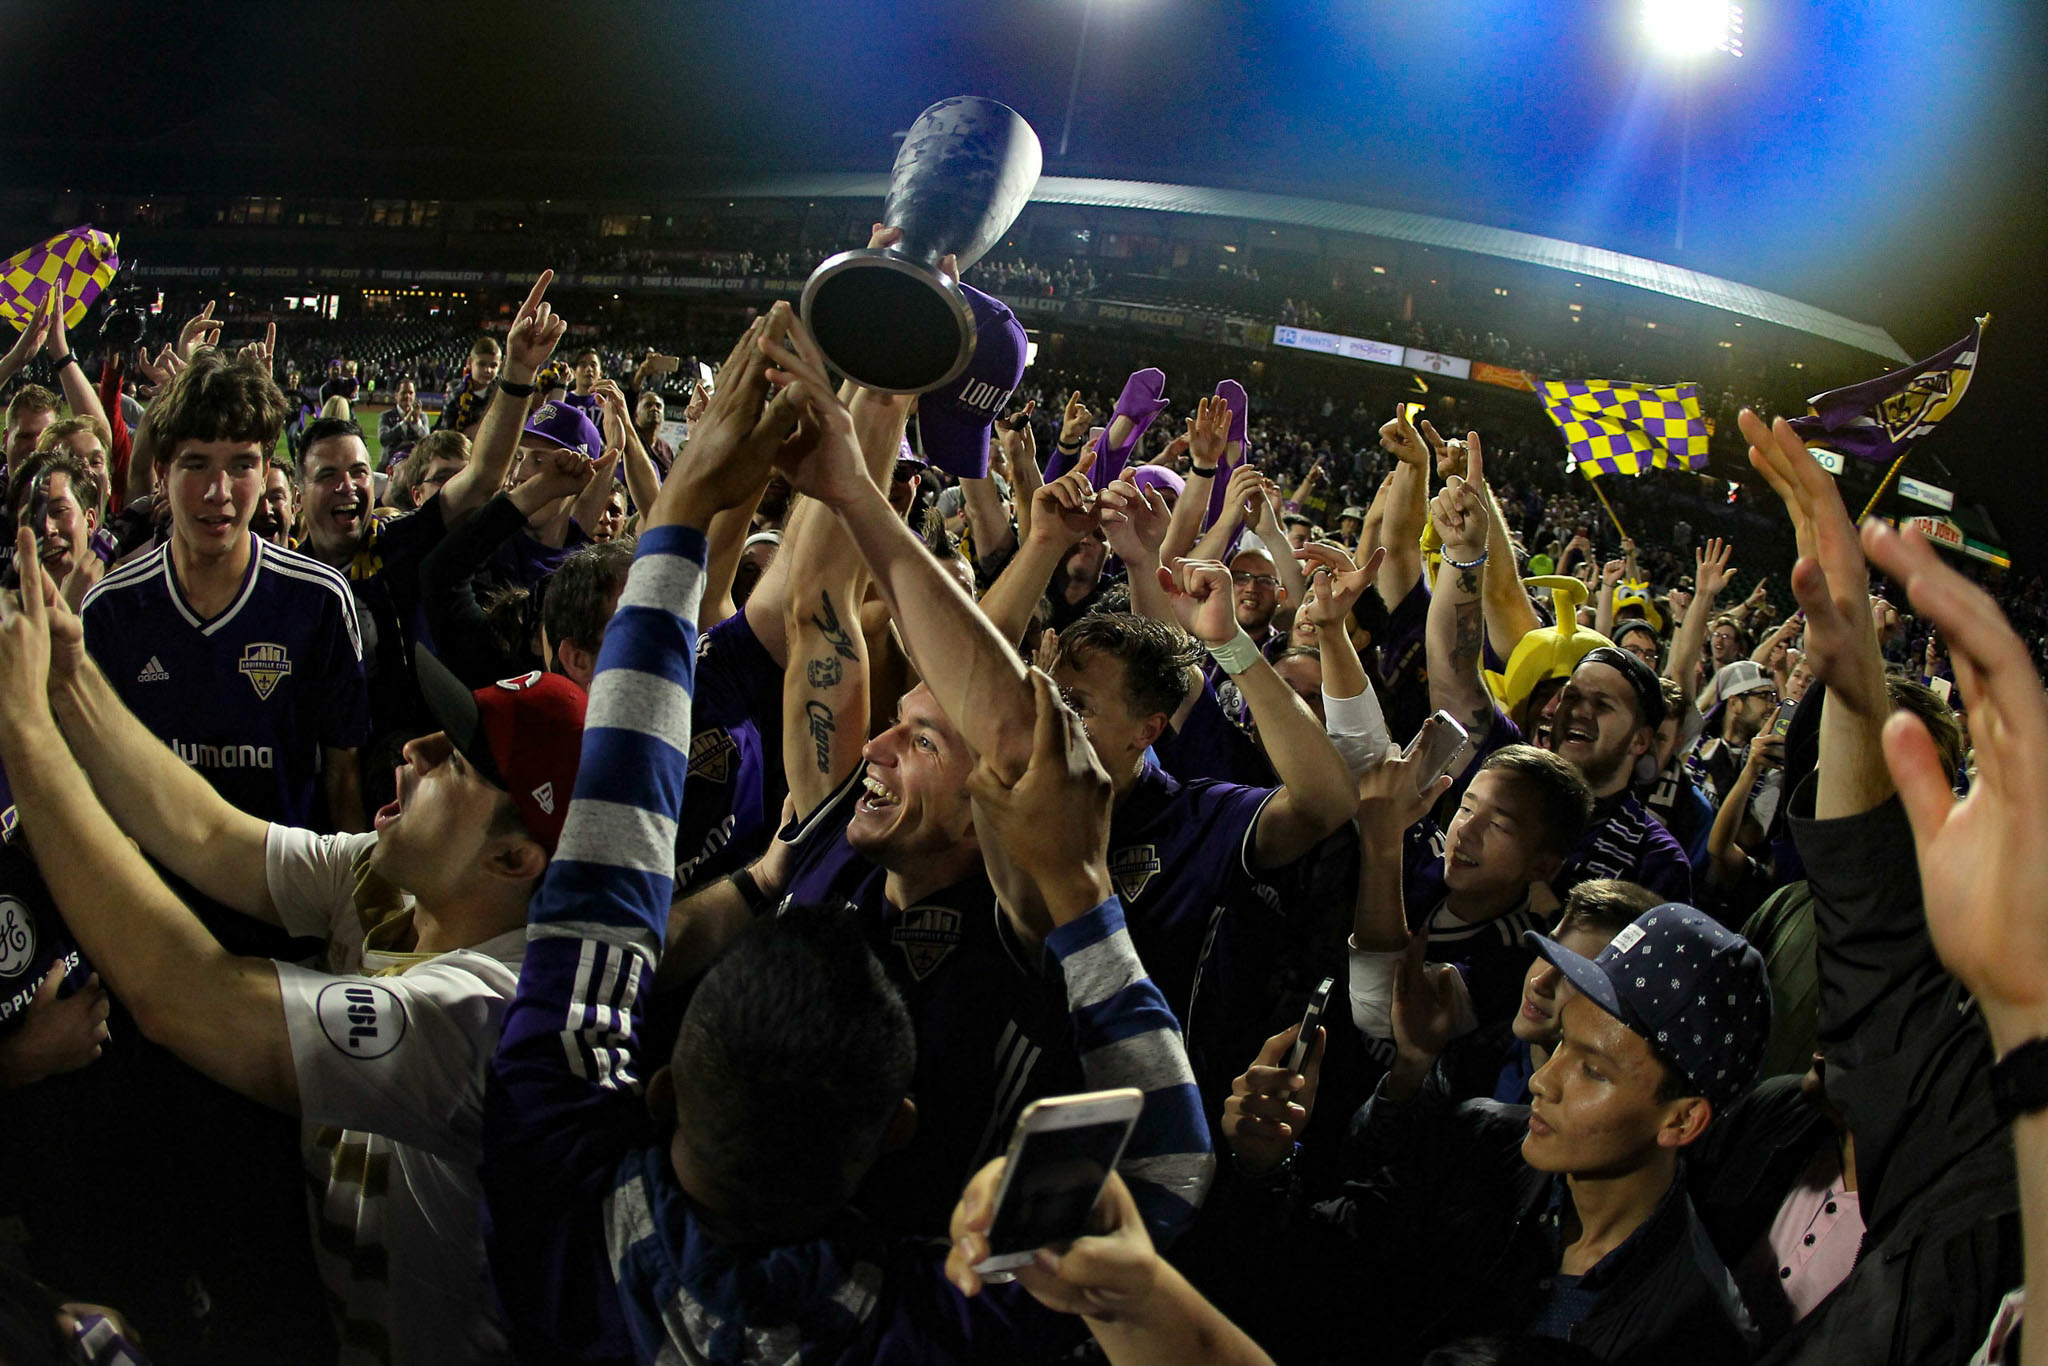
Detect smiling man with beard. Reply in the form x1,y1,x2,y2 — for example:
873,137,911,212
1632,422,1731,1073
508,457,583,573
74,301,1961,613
1425,443,1693,906
293,275,560,817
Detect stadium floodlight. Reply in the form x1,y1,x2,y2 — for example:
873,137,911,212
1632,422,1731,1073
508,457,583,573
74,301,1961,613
1642,0,1744,58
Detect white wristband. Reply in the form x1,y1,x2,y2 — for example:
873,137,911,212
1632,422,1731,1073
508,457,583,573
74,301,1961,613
1206,629,1263,676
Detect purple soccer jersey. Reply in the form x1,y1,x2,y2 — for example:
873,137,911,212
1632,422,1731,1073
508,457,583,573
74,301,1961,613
81,535,369,829
1105,765,1280,1077
775,770,1086,1237
673,609,785,891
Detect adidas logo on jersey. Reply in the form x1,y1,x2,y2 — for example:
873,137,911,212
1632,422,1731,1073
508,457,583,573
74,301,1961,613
137,656,170,683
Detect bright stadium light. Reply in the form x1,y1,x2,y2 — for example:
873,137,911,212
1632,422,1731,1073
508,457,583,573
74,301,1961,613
1642,0,1744,58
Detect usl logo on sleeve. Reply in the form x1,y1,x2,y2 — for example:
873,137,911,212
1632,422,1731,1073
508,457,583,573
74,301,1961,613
238,643,293,701
315,980,408,1059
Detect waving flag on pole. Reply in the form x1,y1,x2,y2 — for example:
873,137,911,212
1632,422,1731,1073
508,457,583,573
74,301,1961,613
1788,316,1986,464
0,225,121,330
1537,379,1712,479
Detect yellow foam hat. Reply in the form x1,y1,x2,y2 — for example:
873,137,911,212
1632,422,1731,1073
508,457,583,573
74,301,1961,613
1612,581,1665,634
1485,576,1614,729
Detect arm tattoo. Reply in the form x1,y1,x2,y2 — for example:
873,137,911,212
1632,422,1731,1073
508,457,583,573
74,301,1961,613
1451,598,1492,731
1455,568,1481,596
806,656,844,688
809,590,859,663
804,700,837,774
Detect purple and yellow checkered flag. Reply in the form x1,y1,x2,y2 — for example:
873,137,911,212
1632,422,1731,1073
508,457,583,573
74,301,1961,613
0,225,121,331
1537,379,1711,480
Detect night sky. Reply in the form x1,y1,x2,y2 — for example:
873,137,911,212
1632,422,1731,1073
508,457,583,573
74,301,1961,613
4,0,2043,553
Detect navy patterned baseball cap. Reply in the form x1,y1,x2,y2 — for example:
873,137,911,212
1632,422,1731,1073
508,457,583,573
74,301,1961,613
1526,904,1771,1111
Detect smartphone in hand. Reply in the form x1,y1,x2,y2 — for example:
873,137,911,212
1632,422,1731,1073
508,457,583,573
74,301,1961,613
1402,711,1472,792
974,1089,1144,1276
1285,977,1335,1074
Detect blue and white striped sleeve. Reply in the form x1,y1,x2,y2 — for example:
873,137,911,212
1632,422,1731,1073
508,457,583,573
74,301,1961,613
483,525,710,1353
1045,897,1215,1248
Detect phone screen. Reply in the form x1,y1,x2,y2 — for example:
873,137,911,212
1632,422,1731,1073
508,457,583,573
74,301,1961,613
985,1119,1131,1255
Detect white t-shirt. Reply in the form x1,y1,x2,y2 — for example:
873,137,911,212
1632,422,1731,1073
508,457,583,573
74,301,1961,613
266,824,522,1366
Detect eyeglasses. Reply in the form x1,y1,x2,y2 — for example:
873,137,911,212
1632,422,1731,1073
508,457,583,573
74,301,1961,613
1231,571,1279,589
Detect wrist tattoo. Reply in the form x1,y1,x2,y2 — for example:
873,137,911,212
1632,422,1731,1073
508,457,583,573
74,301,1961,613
1455,568,1481,596
810,591,859,663
804,700,837,774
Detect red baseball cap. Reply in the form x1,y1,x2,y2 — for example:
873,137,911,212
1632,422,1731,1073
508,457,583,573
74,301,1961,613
414,646,586,854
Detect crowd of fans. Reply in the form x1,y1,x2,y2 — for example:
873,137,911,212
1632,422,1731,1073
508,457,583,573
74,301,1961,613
0,246,2039,1366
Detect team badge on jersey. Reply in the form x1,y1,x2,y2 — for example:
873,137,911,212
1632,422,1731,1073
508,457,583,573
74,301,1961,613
891,906,962,981
0,896,34,977
1110,844,1162,901
690,728,736,784
238,643,293,700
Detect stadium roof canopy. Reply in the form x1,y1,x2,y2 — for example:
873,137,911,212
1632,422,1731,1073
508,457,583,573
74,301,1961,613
703,173,1912,365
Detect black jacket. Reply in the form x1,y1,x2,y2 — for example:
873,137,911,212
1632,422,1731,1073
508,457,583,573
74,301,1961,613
1287,1081,1755,1365
1689,786,2021,1365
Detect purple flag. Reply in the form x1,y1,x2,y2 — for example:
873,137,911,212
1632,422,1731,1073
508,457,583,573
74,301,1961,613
1788,317,1986,464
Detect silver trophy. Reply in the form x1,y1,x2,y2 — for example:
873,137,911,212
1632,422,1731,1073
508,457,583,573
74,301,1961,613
802,97,1043,394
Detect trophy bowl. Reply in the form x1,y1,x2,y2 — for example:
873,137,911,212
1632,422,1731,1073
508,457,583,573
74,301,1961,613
802,97,1043,395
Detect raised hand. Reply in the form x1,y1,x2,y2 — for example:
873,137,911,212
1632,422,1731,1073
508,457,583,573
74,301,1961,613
1296,541,1384,632
1740,409,1883,718
0,527,58,742
235,321,277,378
514,445,596,512
1032,465,1127,547
1355,716,1456,830
1219,462,1263,527
947,1161,1160,1320
1187,395,1232,470
134,344,180,397
16,542,86,690
1102,474,1170,564
1391,929,1464,1073
2,293,55,373
1421,422,1466,481
1601,559,1626,590
1694,537,1735,602
964,670,1114,926
1222,1024,1325,1174
1378,405,1429,468
997,398,1037,478
1426,440,1488,563
1864,518,2048,1055
751,305,862,510
175,300,221,361
503,271,568,383
1060,391,1096,449
1155,557,1239,645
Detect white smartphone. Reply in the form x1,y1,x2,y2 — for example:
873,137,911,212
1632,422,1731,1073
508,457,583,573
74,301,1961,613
973,1088,1144,1276
1285,977,1335,1073
1402,710,1472,792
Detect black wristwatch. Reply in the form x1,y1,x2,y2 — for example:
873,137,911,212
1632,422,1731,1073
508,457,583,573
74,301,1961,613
1992,1037,2048,1123
728,867,774,916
